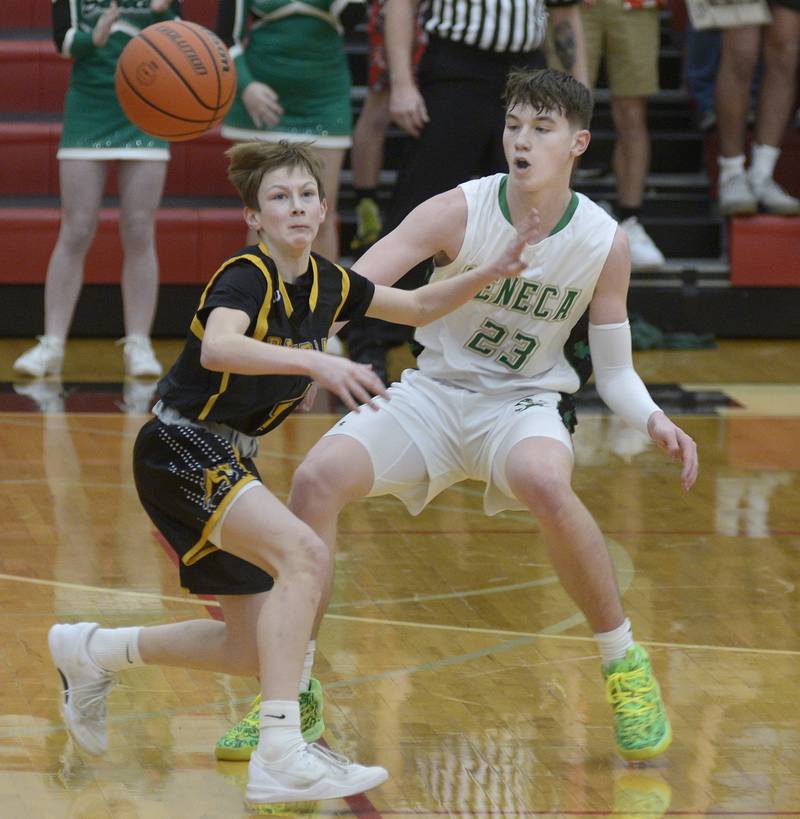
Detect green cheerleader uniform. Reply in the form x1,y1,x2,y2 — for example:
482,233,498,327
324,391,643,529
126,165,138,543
217,0,353,148
52,0,181,160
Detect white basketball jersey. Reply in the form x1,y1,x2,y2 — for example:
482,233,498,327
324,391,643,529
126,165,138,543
415,174,618,395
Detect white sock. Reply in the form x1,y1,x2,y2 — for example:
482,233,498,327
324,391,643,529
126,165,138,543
88,626,144,672
748,143,780,189
595,618,634,667
300,640,316,692
257,700,304,762
718,154,746,185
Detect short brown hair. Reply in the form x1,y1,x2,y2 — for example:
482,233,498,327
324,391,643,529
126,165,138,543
503,68,593,130
226,140,326,210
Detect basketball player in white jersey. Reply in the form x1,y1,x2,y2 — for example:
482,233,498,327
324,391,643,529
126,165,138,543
290,68,698,761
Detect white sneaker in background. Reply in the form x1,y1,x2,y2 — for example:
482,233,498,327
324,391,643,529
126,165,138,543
750,176,800,216
13,379,65,414
619,217,666,271
48,622,115,755
13,335,65,378
719,172,757,216
246,742,388,805
119,335,163,378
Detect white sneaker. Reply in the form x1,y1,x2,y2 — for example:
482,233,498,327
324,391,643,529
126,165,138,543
750,176,800,216
13,380,65,414
619,217,666,271
119,335,163,378
246,743,388,805
13,336,64,378
48,623,115,755
719,172,757,216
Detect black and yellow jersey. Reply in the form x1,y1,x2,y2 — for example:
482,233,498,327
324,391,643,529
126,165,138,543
158,243,375,436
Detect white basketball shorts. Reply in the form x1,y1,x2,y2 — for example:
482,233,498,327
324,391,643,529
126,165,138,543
324,368,574,515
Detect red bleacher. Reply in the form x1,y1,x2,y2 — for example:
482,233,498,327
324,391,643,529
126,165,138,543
0,123,232,198
0,0,220,30
0,208,244,285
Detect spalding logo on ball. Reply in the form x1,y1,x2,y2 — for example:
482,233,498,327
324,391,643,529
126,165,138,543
115,21,236,142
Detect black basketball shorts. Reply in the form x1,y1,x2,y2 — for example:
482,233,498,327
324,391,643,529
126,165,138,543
133,417,275,595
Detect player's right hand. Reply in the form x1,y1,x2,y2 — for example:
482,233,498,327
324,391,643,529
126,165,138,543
92,1,120,48
488,210,542,280
242,82,283,128
390,82,429,138
310,354,389,413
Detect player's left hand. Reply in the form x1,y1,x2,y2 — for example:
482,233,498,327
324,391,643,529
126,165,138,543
150,0,171,12
647,411,698,491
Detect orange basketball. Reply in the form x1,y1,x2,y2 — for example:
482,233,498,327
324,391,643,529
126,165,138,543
115,20,236,142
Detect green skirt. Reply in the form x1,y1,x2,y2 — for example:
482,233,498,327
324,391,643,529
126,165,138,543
58,80,169,160
222,25,352,149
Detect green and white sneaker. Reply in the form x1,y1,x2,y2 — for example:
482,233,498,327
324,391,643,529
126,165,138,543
604,645,672,761
215,678,325,761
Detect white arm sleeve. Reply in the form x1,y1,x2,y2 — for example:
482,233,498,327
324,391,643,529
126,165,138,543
588,320,661,435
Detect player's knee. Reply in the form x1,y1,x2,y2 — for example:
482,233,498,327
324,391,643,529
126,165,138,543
509,466,574,518
280,529,331,591
291,457,358,513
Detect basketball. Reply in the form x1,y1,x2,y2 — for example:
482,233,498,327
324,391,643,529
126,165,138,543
115,20,236,142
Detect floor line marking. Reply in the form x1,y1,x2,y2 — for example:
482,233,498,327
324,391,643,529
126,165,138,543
2,570,798,658
0,572,212,607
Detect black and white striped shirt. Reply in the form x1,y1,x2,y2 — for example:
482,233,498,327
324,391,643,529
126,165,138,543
421,0,570,53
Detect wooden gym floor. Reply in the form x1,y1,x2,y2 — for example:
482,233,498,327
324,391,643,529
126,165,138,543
0,338,799,818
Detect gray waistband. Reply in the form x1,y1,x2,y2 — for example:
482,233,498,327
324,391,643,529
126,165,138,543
153,400,260,459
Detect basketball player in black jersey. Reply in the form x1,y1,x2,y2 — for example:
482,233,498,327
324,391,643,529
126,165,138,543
46,140,537,807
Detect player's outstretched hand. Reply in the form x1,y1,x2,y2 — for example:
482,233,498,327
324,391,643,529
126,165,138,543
647,411,698,491
242,82,284,128
310,354,389,413
488,210,542,280
92,1,119,48
150,0,171,12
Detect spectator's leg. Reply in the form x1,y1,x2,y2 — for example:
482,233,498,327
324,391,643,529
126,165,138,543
684,25,722,130
716,26,760,158
43,160,108,339
754,6,800,148
350,88,392,251
117,159,167,338
605,3,663,269
352,88,391,192
748,6,800,213
312,147,347,261
715,26,761,214
611,96,650,211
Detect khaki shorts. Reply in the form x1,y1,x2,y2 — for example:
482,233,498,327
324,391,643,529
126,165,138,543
550,0,660,97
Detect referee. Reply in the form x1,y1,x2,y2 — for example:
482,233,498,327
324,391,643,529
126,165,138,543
345,0,588,380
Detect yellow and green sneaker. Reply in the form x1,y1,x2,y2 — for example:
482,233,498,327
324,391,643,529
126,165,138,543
604,645,672,761
350,197,382,251
214,678,325,761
